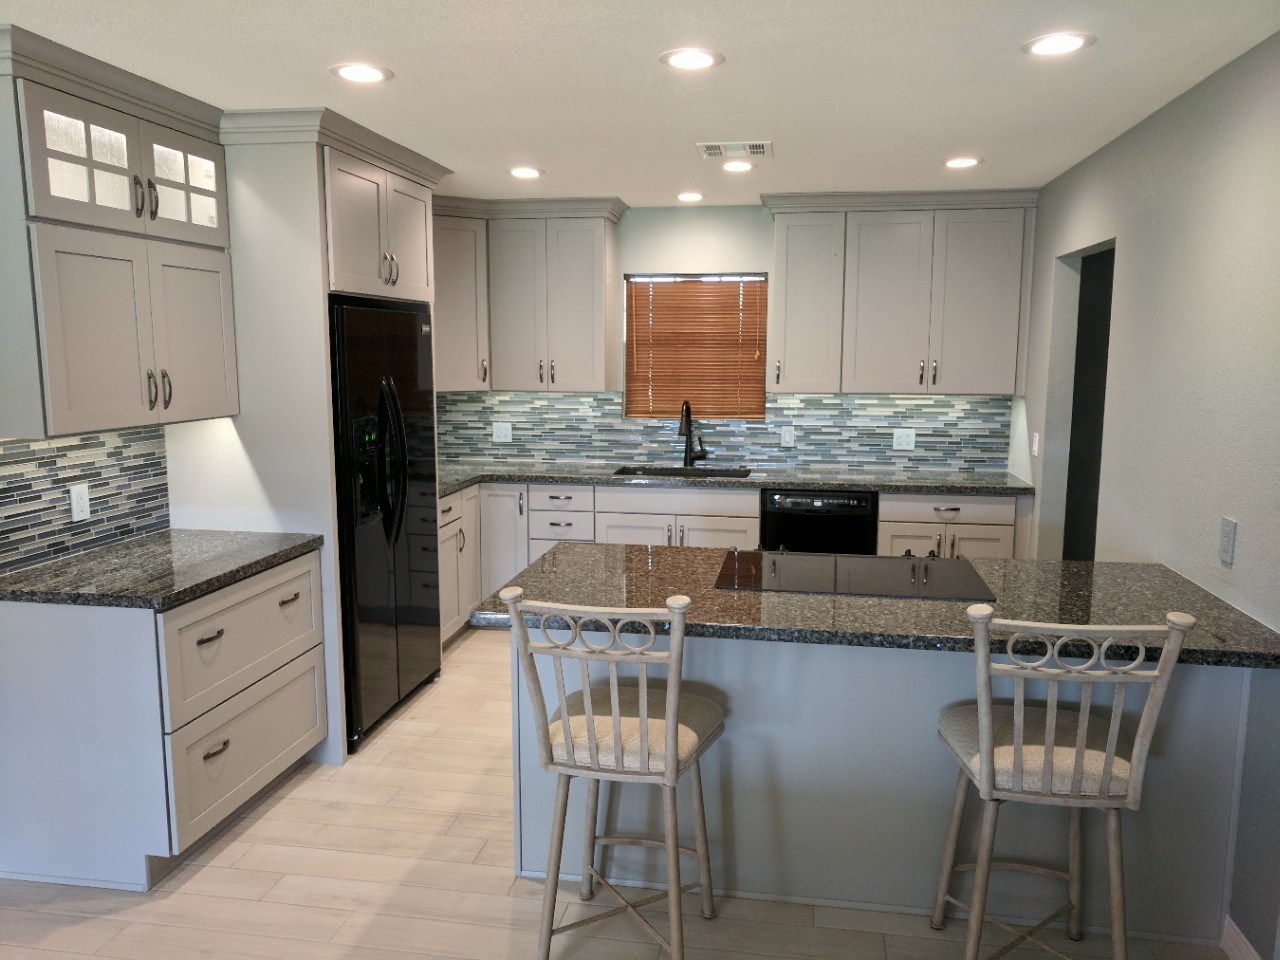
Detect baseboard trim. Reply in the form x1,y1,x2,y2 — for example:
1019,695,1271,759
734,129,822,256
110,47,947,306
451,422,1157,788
1222,917,1264,960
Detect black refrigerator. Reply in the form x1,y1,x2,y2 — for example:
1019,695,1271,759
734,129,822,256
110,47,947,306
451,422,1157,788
330,294,441,752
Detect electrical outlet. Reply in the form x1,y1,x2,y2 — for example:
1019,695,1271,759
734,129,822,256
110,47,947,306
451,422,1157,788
1032,432,1040,457
492,421,512,443
70,483,90,522
781,426,796,447
892,428,916,451
1219,517,1238,565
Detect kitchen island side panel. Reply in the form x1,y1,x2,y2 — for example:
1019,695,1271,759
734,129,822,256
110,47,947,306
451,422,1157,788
512,635,1245,942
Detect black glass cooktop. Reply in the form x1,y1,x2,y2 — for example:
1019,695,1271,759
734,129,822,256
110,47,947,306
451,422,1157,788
714,550,997,602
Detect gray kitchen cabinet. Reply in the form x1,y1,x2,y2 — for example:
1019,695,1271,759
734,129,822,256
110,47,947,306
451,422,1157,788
877,494,1016,559
325,147,434,302
488,215,615,392
30,223,237,435
17,80,229,247
767,212,846,393
433,216,490,391
479,483,529,598
596,512,757,548
438,486,481,641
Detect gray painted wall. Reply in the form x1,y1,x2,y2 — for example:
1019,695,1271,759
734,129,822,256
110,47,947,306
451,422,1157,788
1231,668,1280,959
1021,33,1280,630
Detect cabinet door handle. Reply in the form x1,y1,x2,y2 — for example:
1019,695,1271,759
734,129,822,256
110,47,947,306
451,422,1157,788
919,360,925,385
932,359,938,385
389,253,399,285
935,533,942,555
678,524,686,547
382,252,392,284
775,360,781,384
518,492,524,515
549,359,555,384
147,178,159,220
278,591,301,607
922,561,929,585
480,358,488,383
666,524,673,546
195,628,224,646
146,370,158,410
132,174,145,217
539,360,545,383
950,534,956,558
160,369,173,409
459,530,465,552
202,739,231,761
548,521,572,527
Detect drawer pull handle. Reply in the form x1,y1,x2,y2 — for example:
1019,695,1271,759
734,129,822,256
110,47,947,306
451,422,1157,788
195,628,224,647
934,506,961,514
548,495,573,500
548,521,573,527
203,739,231,761
440,505,454,515
421,545,437,552
278,592,301,607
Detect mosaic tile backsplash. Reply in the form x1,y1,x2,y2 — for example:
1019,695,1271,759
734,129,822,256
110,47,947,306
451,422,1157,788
437,393,1011,471
0,428,169,574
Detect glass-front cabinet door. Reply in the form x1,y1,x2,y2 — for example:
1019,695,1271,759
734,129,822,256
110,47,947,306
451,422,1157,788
18,80,146,233
140,121,229,246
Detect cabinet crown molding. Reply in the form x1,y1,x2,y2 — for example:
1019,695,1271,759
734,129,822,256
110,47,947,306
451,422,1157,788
220,108,452,188
0,24,222,140
761,190,1039,215
434,195,629,223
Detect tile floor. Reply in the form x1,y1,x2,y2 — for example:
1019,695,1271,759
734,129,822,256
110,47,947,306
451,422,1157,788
0,628,1229,960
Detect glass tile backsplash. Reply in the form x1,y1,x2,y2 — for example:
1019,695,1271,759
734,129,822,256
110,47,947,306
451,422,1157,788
437,393,1011,471
0,427,168,574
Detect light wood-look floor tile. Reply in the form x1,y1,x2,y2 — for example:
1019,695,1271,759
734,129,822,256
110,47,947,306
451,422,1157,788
95,921,455,960
154,862,284,900
244,794,459,835
448,812,516,841
0,904,127,954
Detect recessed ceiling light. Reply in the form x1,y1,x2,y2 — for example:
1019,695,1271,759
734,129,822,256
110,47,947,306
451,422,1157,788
330,63,393,83
722,161,752,173
677,192,704,202
661,48,725,70
944,157,982,169
510,167,544,180
1022,32,1096,56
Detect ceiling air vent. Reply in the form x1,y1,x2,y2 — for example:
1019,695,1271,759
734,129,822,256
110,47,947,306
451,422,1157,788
697,141,773,160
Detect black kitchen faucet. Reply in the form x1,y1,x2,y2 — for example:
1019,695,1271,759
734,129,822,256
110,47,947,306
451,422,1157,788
678,400,709,468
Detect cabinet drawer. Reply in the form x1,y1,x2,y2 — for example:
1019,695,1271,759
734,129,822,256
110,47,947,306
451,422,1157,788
437,490,464,525
529,510,594,541
159,553,321,732
166,645,326,853
528,484,594,511
878,494,1015,526
408,534,440,573
405,507,436,537
410,573,440,608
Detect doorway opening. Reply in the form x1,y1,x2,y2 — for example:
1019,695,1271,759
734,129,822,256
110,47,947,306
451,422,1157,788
1062,246,1115,561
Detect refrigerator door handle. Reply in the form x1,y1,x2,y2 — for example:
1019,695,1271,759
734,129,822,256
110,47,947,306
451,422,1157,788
385,375,411,543
376,378,397,543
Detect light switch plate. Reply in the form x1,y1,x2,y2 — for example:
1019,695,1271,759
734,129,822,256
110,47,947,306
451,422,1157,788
892,428,916,451
781,426,796,447
70,483,90,522
493,421,512,443
1219,517,1238,565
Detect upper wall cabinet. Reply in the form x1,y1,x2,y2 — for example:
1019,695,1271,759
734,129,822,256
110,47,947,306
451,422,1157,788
325,148,434,303
764,193,1033,396
18,81,229,247
433,216,491,391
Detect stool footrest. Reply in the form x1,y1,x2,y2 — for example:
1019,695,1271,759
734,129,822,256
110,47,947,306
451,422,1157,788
596,834,701,861
553,866,702,949
943,894,1074,960
955,859,1069,881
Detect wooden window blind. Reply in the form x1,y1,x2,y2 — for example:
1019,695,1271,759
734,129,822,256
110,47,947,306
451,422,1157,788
624,274,767,419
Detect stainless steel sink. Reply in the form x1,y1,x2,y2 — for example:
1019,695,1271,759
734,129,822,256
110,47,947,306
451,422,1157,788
613,466,752,478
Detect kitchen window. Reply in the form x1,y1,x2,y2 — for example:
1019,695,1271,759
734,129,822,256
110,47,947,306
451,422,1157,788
624,274,767,419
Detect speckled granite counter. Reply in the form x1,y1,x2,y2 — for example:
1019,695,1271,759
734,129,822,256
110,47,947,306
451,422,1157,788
0,529,323,612
472,542,1280,668
437,459,1033,497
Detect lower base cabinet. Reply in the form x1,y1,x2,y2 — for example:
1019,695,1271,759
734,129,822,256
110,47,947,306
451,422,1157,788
877,494,1016,559
0,552,325,890
439,486,481,641
595,512,758,548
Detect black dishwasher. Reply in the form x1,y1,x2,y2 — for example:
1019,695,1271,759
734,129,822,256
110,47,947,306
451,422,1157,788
760,490,878,554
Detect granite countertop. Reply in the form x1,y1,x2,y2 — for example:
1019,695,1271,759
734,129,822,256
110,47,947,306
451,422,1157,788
0,529,324,612
471,542,1280,669
437,459,1034,497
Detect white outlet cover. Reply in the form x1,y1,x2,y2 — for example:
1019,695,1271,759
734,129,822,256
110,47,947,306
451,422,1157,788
493,421,513,443
69,483,90,522
781,426,796,447
892,428,916,451
1219,517,1238,565
1032,432,1041,456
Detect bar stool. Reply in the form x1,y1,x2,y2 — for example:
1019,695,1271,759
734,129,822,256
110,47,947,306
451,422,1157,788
501,586,724,960
932,603,1196,960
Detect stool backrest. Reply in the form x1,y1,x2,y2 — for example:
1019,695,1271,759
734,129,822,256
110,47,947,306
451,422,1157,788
967,604,1196,807
501,586,691,782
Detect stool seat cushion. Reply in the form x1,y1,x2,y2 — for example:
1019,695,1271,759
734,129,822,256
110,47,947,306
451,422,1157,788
549,682,724,774
939,703,1132,797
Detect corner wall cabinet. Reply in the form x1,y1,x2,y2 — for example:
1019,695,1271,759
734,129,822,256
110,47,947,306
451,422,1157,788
0,28,240,439
325,148,434,302
876,494,1016,559
0,553,326,891
764,194,1033,396
433,216,491,391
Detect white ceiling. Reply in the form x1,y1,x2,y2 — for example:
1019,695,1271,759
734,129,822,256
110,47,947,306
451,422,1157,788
2,1,1277,207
